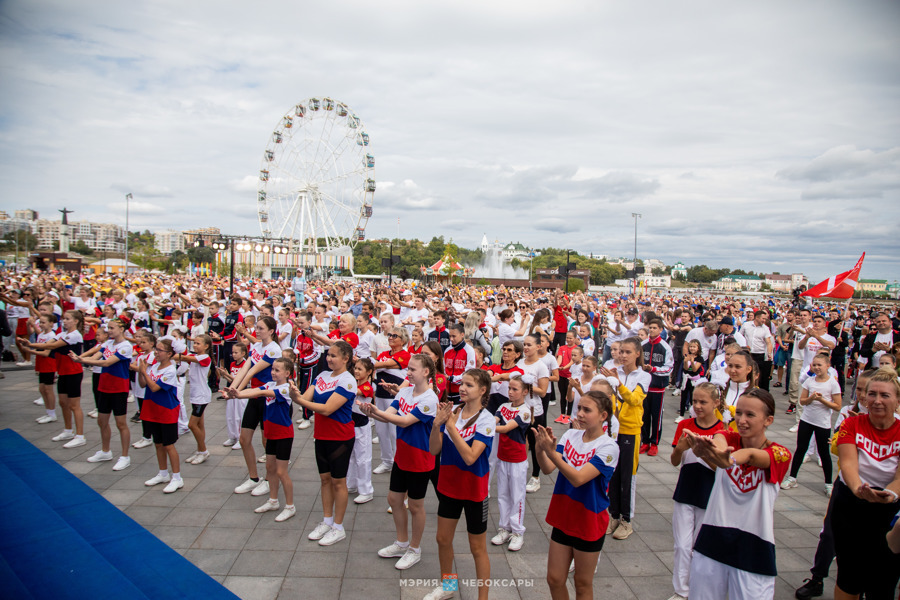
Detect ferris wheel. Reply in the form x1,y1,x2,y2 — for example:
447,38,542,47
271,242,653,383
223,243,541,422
257,98,374,254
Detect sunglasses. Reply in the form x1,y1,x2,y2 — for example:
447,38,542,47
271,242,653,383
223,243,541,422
388,333,401,339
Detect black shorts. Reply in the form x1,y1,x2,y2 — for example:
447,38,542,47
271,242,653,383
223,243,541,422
315,438,354,479
241,396,266,430
265,437,294,461
437,495,488,535
551,527,606,553
38,372,56,386
191,403,208,418
144,421,178,446
57,373,83,397
389,464,431,500
832,479,900,596
83,338,97,352
98,391,128,416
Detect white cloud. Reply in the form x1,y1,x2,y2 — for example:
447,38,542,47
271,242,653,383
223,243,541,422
0,1,898,280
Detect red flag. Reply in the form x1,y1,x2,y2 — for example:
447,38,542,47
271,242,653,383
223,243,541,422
801,253,865,299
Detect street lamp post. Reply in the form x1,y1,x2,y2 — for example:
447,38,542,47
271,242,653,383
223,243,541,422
632,212,642,295
124,193,132,273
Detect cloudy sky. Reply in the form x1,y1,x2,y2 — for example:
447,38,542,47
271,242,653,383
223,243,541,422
1,1,898,281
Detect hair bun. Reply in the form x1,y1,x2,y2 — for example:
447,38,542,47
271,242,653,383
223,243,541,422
520,373,537,385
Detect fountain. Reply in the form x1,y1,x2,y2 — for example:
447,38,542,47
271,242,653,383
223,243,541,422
472,247,530,280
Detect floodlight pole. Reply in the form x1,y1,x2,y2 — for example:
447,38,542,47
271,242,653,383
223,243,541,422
632,213,642,294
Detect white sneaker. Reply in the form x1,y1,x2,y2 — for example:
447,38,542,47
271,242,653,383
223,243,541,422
672,390,681,397
145,473,171,486
251,479,270,496
132,438,153,449
112,456,131,471
184,451,200,464
817,456,823,467
190,452,210,465
87,450,113,463
372,436,379,444
781,476,798,490
318,527,346,546
789,424,799,433
19,361,34,367
825,484,834,497
275,505,296,522
667,594,689,600
674,416,684,424
378,542,409,558
163,478,184,493
525,476,541,493
373,462,391,474
257,455,267,463
395,548,421,570
802,453,812,464
491,529,511,546
234,478,260,494
308,522,332,540
63,437,86,449
223,438,237,447
52,431,75,442
347,487,358,493
508,533,524,551
297,419,311,430
127,394,135,403
232,442,242,450
87,409,98,418
255,498,280,513
549,400,557,406
354,493,374,504
36,414,58,424
424,586,455,600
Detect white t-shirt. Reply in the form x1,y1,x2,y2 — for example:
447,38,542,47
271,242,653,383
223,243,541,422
516,358,550,418
801,332,836,370
800,375,841,429
277,322,293,350
356,329,376,360
740,322,773,356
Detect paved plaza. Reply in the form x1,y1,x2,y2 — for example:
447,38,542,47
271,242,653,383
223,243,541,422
1,366,839,599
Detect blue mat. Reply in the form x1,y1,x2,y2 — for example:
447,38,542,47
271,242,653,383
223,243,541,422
0,429,239,600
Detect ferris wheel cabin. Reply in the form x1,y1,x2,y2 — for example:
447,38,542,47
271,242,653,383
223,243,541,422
365,179,376,192
355,228,366,241
365,154,375,168
361,204,373,218
309,98,320,111
323,98,335,111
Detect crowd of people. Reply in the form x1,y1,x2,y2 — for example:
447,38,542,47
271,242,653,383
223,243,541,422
1,267,899,600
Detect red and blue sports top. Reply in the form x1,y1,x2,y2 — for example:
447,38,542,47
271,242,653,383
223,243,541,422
98,339,133,394
262,381,294,440
438,409,495,502
312,370,358,441
546,429,619,542
495,402,531,463
249,341,281,387
390,387,439,472
141,363,179,424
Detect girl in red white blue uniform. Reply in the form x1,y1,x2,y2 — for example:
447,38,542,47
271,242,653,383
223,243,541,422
137,338,183,494
535,390,619,600
490,372,532,552
426,369,494,600
224,358,297,523
72,317,132,471
347,358,376,505
361,353,440,571
291,341,358,547
175,334,214,465
668,382,726,600
685,388,791,600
